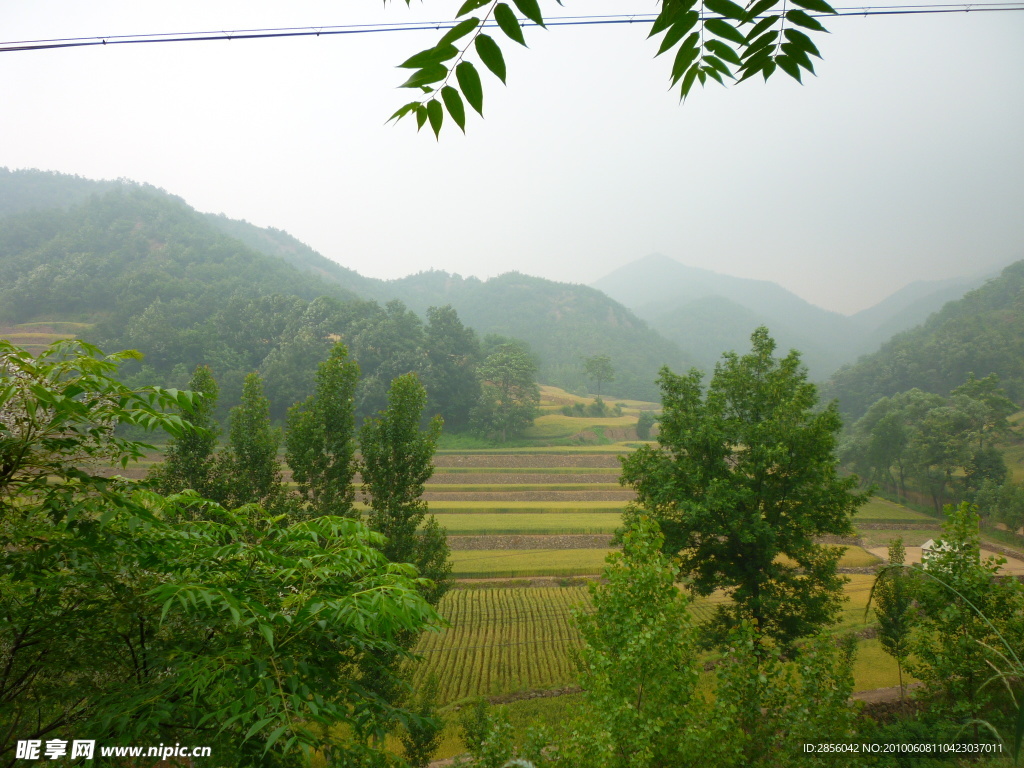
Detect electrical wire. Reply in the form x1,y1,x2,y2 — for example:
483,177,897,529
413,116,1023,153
2,3,1023,54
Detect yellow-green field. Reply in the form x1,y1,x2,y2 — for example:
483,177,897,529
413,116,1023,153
425,483,624,492
859,528,946,548
854,498,936,522
422,501,626,513
449,546,881,579
410,587,588,704
410,575,903,714
437,513,621,534
450,549,613,579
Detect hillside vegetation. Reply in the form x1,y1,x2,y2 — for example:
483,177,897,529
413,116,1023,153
826,260,1024,419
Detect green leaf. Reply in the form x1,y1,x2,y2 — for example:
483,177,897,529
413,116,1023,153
785,9,828,32
736,57,769,82
512,0,546,27
455,61,484,116
680,64,700,99
398,44,458,69
745,14,779,41
703,55,735,79
781,42,815,72
456,0,491,15
704,65,726,85
791,0,836,13
427,99,444,138
387,101,420,124
670,34,701,85
244,717,276,743
415,104,428,131
263,725,289,754
400,65,449,89
438,17,481,47
656,12,700,56
441,86,467,131
784,27,822,58
705,0,748,20
775,54,803,82
475,34,507,83
705,18,748,46
743,0,780,23
650,1,698,37
705,38,742,66
742,29,779,58
494,3,527,46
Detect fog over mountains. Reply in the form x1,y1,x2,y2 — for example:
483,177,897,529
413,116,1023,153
592,253,991,380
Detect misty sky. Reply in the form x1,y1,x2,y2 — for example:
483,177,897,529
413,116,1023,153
3,0,1022,315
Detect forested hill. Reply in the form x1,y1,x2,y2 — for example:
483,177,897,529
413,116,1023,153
203,216,690,400
0,184,359,327
0,168,686,405
376,270,687,401
824,260,1024,419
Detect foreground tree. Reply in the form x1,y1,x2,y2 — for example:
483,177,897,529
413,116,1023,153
872,538,916,708
908,502,1024,727
0,340,439,767
621,327,867,650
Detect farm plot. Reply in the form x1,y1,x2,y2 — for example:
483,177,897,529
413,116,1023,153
411,576,899,709
434,513,622,535
410,587,592,704
450,549,613,579
854,498,935,523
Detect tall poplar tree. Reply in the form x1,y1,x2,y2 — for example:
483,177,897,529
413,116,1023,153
152,364,221,501
222,372,282,508
285,343,360,518
360,372,450,604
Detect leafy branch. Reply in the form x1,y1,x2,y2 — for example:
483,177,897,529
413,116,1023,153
387,0,835,136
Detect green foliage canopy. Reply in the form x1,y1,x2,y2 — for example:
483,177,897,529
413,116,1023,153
0,340,440,766
621,327,867,650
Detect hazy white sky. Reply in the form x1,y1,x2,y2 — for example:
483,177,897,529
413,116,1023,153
3,1,1022,314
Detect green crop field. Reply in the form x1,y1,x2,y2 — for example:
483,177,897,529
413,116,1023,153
409,576,899,715
421,501,626,514
429,467,618,475
425,483,624,493
436,513,622,535
448,546,878,579
854,498,934,522
409,587,591,704
450,549,613,579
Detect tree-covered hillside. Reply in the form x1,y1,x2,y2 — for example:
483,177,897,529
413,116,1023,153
0,169,689,403
380,270,687,401
825,260,1024,419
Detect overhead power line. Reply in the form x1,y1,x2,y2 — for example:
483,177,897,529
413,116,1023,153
2,3,1023,54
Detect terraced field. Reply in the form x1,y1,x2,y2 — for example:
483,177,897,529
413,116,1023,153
410,587,589,704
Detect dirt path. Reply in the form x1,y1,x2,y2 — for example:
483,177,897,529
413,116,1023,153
867,546,1024,575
